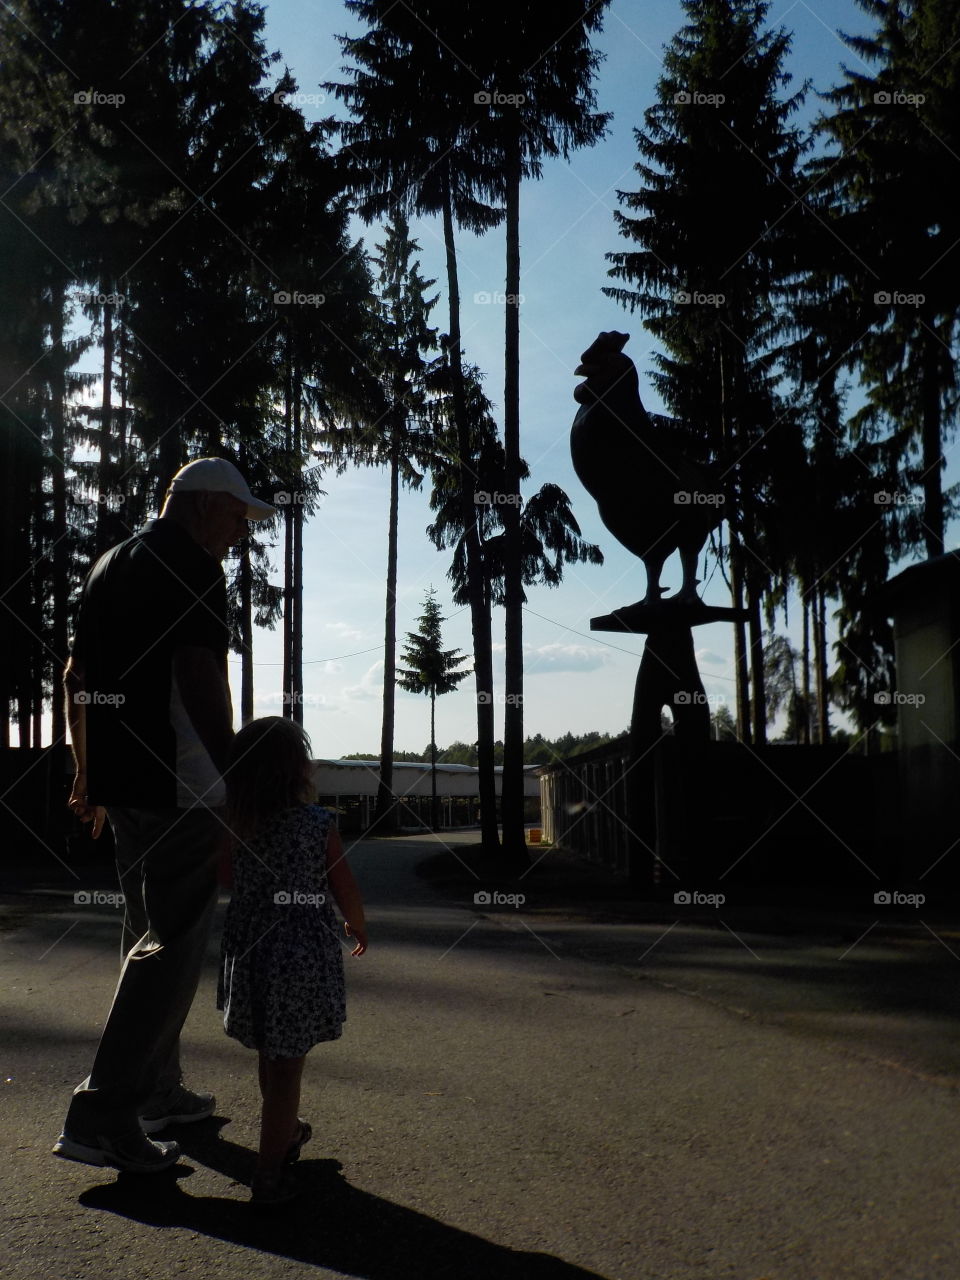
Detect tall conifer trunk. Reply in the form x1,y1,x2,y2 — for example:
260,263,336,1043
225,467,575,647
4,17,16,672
96,281,115,556
374,440,400,830
501,128,527,863
238,441,254,725
814,584,830,744
282,330,293,718
49,280,68,751
920,322,944,558
441,165,500,854
292,362,304,725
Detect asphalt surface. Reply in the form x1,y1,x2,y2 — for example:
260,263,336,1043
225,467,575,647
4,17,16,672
3,832,960,1279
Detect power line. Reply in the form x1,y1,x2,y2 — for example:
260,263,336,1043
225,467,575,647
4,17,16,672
521,605,738,680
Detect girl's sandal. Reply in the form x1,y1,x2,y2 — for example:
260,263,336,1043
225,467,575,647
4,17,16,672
285,1118,312,1164
250,1167,300,1208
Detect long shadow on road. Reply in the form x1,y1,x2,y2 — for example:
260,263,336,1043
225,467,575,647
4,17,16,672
78,1121,611,1280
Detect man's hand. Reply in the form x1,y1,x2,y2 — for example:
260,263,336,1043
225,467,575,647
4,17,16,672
344,921,367,956
68,772,106,839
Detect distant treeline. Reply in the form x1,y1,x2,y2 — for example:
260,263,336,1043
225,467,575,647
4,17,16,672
341,730,623,768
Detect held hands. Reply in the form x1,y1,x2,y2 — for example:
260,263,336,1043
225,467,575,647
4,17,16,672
68,772,106,840
344,921,367,956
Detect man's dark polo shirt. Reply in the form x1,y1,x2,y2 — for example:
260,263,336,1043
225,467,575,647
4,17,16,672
71,519,228,808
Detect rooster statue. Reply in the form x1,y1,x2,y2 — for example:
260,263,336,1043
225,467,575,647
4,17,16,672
571,331,724,608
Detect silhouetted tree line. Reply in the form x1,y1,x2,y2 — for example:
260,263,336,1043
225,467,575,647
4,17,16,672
2,0,956,863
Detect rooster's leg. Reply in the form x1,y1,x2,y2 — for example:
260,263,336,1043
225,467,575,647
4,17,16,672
675,544,703,604
641,553,669,607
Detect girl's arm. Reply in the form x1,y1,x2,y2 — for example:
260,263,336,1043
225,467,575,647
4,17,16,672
324,825,367,955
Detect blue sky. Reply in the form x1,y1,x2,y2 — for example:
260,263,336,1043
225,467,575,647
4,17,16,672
74,0,941,756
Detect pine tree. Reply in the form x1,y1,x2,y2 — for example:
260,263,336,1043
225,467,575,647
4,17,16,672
464,0,612,859
812,0,960,559
605,0,810,745
325,0,505,855
320,214,439,829
397,588,471,829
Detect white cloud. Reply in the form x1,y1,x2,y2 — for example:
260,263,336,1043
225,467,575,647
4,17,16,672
524,642,610,674
324,620,366,646
341,660,384,701
696,648,728,666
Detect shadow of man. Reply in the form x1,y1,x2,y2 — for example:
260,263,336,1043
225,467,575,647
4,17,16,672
78,1119,614,1280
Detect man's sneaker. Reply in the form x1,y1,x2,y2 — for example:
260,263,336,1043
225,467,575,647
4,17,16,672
139,1086,216,1134
251,1167,301,1208
52,1130,181,1174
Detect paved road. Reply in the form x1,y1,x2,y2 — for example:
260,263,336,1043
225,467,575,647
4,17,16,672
3,833,960,1279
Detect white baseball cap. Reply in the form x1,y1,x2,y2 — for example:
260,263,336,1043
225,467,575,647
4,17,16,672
166,457,277,520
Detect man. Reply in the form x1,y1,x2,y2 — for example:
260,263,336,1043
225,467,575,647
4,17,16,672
53,457,275,1174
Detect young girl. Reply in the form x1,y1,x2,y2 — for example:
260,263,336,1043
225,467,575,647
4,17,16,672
217,716,367,1206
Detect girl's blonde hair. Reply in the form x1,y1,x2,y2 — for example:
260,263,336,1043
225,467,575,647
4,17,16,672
225,716,315,844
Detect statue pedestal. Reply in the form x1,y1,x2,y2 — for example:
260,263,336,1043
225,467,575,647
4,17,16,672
591,597,749,887
591,600,751,632
877,553,960,889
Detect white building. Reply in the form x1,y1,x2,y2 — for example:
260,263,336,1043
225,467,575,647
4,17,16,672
309,758,541,832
